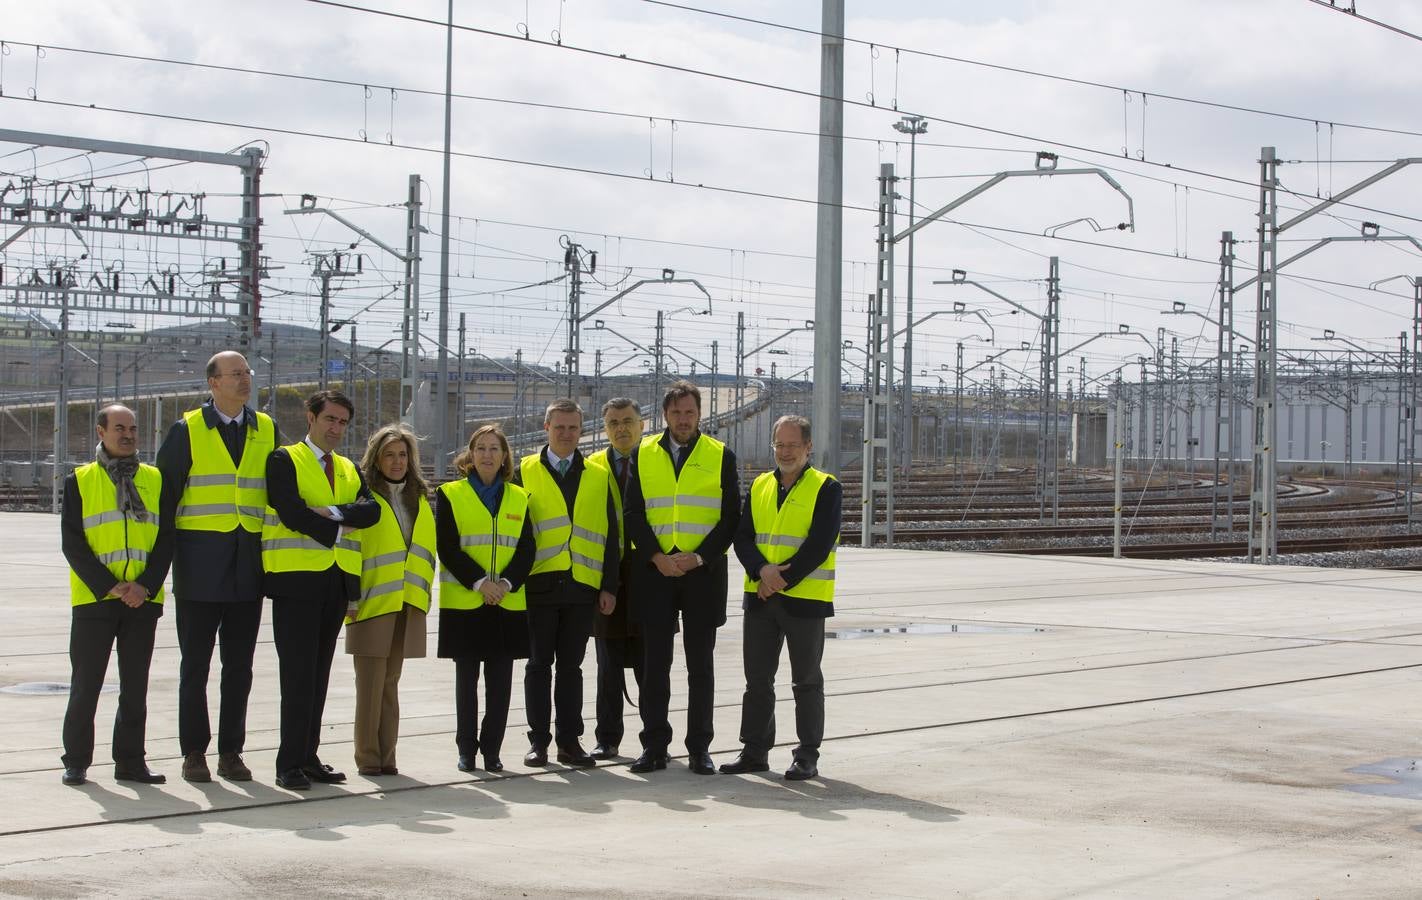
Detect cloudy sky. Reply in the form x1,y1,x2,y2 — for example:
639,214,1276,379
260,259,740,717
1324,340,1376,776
3,0,1422,389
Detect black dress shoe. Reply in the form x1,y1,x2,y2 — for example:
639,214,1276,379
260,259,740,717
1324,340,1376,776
114,764,166,784
785,758,818,781
687,751,717,775
275,768,311,791
61,767,87,786
719,753,770,775
629,750,668,774
555,744,597,768
524,747,549,767
457,755,476,773
483,757,504,773
301,762,347,784
591,743,620,760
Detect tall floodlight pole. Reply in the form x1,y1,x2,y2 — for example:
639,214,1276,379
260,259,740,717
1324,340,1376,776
893,115,927,477
434,0,454,480
811,0,845,478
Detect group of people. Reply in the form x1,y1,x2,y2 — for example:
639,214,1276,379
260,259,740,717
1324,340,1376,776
58,349,842,792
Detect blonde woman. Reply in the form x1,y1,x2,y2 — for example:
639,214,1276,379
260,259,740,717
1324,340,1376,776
347,425,435,776
436,425,534,773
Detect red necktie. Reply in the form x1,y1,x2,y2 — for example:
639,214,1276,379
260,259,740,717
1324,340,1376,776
323,452,335,490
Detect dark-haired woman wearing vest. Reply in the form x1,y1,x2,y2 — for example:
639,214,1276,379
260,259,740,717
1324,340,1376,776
436,424,534,773
346,425,435,777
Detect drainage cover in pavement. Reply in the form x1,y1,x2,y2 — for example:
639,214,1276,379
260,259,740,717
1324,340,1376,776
825,623,1048,640
0,682,115,695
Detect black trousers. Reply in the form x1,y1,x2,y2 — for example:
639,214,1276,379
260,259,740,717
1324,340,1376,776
594,636,643,747
738,597,826,763
639,593,719,755
175,598,262,756
270,573,347,774
62,601,161,769
454,656,514,761
524,603,595,749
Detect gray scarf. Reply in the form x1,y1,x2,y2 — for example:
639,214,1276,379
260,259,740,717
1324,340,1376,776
96,443,151,523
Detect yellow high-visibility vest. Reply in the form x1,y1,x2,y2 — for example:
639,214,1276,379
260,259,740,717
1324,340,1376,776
69,461,165,607
743,467,837,603
519,453,611,589
637,434,724,554
349,490,436,623
260,442,362,576
437,478,529,611
586,445,642,553
174,408,275,533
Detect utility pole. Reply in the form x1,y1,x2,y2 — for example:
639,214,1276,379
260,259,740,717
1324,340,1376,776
402,174,422,433
653,309,666,431
435,0,455,481
314,252,358,390
457,313,466,436
861,164,897,547
812,0,845,479
893,114,927,478
561,238,597,401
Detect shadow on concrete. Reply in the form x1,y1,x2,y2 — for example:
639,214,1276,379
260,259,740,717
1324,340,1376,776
710,774,963,823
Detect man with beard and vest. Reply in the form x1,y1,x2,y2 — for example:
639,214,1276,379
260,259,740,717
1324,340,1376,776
157,350,279,784
585,397,647,760
262,390,380,790
723,415,840,781
623,381,740,775
60,404,174,786
512,399,619,769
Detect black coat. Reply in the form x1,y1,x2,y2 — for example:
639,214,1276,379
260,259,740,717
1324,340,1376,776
622,429,741,629
155,399,280,604
261,443,380,602
434,481,534,660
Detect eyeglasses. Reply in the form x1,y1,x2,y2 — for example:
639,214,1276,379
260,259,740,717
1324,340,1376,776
770,442,805,451
216,369,255,380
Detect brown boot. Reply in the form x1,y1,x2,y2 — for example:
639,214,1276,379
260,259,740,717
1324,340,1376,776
216,752,252,782
181,752,211,783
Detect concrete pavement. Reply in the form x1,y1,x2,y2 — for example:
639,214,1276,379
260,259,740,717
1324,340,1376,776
3,511,1422,897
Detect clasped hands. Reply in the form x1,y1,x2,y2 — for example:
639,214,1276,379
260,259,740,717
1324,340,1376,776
309,505,352,536
107,581,149,608
652,551,701,578
756,563,791,600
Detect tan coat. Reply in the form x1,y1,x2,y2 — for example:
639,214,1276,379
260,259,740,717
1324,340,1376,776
344,479,429,658
345,604,427,658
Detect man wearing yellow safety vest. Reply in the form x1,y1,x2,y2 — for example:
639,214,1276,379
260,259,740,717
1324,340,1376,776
723,415,840,781
624,381,741,775
262,390,380,790
587,397,645,760
157,350,280,784
511,399,620,769
60,404,174,786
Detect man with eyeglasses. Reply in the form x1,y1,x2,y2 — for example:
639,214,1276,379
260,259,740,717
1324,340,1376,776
722,414,840,781
157,350,280,784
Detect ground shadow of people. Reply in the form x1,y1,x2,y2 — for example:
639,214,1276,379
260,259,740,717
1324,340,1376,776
709,773,963,823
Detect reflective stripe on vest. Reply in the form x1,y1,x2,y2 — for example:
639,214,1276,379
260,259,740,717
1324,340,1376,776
437,479,529,611
743,467,837,603
260,442,362,576
70,461,166,607
587,446,640,554
174,407,275,533
349,491,436,623
519,454,611,590
637,434,725,554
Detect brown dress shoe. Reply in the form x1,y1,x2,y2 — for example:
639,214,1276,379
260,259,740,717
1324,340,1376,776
182,753,211,783
357,766,382,776
216,752,252,782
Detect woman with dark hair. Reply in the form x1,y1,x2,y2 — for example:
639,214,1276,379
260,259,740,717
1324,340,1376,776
346,424,434,777
436,424,534,773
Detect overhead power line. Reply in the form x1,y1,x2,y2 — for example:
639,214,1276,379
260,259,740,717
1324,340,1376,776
1300,0,1422,43
640,0,1422,139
